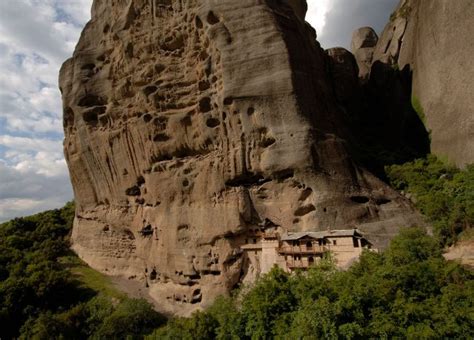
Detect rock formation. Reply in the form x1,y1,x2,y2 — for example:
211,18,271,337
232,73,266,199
350,27,378,82
60,0,422,315
352,0,474,167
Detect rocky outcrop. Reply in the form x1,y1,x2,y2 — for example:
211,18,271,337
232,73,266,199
60,0,422,315
350,27,378,81
355,0,474,167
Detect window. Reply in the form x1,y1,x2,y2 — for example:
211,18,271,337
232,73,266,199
353,237,359,248
333,240,337,245
306,241,313,249
253,238,257,244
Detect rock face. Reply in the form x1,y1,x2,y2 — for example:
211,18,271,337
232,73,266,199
355,0,474,167
350,27,378,81
60,0,422,315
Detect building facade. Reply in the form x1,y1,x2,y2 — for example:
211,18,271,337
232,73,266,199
240,229,374,280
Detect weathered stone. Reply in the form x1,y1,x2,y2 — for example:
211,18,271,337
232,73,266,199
371,0,474,167
325,47,361,110
351,27,378,81
61,0,423,316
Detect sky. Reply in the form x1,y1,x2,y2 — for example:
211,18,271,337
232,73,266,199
0,0,398,222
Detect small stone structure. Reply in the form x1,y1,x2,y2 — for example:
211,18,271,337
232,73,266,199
240,229,374,275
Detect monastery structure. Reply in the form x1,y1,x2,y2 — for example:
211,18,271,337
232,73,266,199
240,229,374,280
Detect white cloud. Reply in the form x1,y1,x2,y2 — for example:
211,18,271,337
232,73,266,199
0,160,72,222
306,0,333,38
306,0,399,48
0,0,92,221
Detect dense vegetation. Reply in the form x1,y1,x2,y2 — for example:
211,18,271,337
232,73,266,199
387,155,474,245
1,156,472,339
151,227,474,339
0,202,165,339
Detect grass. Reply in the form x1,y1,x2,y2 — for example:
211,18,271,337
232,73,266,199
411,94,426,124
60,255,127,300
390,2,412,21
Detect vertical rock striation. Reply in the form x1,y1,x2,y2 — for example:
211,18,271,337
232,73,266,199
60,0,422,315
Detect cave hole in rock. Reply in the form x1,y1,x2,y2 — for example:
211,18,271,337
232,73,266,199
195,15,203,29
375,197,391,205
182,179,189,187
294,204,316,216
137,176,145,185
274,169,294,181
153,133,170,142
207,11,219,25
142,113,152,122
81,63,95,70
191,289,202,304
124,229,135,240
103,24,110,33
350,196,370,204
198,80,210,91
83,106,106,125
199,97,212,113
78,94,106,107
299,188,313,201
260,136,276,148
150,268,157,280
225,172,269,187
223,96,233,105
247,107,255,115
63,107,74,126
125,42,133,58
181,114,192,127
206,117,220,128
140,224,153,237
125,185,141,196
143,85,157,96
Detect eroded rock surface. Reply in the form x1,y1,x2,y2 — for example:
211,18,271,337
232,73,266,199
61,0,422,315
355,0,474,167
350,27,378,81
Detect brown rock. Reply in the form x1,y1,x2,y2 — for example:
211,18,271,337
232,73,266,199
60,0,422,315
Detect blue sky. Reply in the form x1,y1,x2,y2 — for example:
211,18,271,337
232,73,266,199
0,0,398,222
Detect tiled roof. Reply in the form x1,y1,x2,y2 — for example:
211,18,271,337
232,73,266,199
281,229,361,241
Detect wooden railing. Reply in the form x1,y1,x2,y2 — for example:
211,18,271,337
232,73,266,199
277,245,328,255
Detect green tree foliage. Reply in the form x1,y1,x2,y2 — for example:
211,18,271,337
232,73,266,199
0,202,164,339
152,228,474,339
386,155,474,245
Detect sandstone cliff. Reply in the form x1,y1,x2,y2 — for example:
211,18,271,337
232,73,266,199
353,0,474,167
60,0,422,315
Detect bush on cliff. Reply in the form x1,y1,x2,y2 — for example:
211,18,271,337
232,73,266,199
386,155,474,245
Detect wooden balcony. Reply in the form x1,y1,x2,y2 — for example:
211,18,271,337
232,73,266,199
286,261,308,269
277,245,328,255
